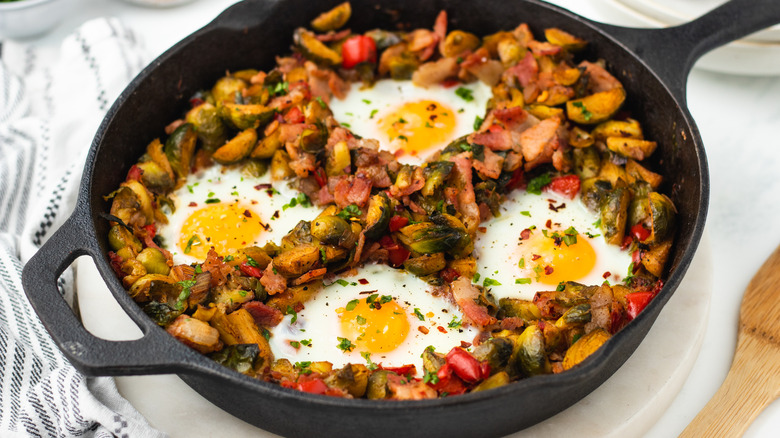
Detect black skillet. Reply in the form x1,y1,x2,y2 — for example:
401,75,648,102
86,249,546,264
21,0,780,436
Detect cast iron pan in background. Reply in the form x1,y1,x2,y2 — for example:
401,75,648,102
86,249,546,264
21,0,780,436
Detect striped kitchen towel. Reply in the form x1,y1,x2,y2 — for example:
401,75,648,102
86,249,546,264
0,18,166,438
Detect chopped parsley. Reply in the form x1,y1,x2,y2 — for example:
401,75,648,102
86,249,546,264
336,204,362,220
413,308,425,321
556,282,566,291
423,370,439,384
341,122,351,128
472,273,481,283
356,315,367,325
520,211,531,217
223,255,234,262
526,173,552,195
268,81,289,96
194,265,203,274
289,341,301,349
515,278,532,284
315,97,326,108
320,247,327,263
361,352,378,370
346,299,359,311
285,306,298,324
335,279,351,287
301,339,312,347
262,328,271,340
483,278,502,287
175,280,196,310
473,115,483,131
448,316,462,329
369,109,378,119
572,101,593,121
337,337,356,352
204,198,221,204
295,361,312,374
362,99,372,104
562,226,579,246
245,255,259,267
455,87,474,102
184,235,201,254
592,218,602,228
282,193,312,211
624,262,636,284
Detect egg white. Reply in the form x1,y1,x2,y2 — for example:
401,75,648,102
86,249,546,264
157,165,322,265
329,79,492,165
473,190,633,301
268,263,479,373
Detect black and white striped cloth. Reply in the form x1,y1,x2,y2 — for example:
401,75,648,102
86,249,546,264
1,18,166,438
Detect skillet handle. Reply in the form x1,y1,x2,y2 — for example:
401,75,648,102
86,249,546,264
589,0,780,103
22,213,197,376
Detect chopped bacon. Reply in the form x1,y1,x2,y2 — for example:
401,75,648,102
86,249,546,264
513,23,534,46
244,301,284,327
460,48,503,86
389,166,425,198
287,146,317,178
164,119,185,135
408,29,438,61
108,251,126,279
450,277,497,328
499,317,525,331
519,117,560,167
386,373,437,400
493,106,528,127
469,129,513,151
528,40,561,57
304,61,350,103
328,71,350,100
580,60,622,93
332,174,373,208
352,232,367,266
412,57,459,87
448,152,479,234
433,10,448,45
278,123,309,144
166,315,222,354
260,262,287,295
503,151,523,172
472,147,504,179
317,185,335,205
316,28,351,42
292,267,328,286
202,249,233,288
358,164,392,188
506,52,538,88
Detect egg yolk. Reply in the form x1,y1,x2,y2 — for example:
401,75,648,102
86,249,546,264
338,298,410,354
379,100,456,157
517,229,596,285
178,202,264,261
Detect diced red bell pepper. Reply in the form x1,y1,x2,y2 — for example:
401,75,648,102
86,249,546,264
445,347,488,383
430,364,468,395
143,224,157,240
379,364,417,377
126,164,143,182
625,291,654,320
296,378,329,395
630,223,651,242
439,267,460,283
547,174,580,200
284,106,305,124
313,167,327,188
388,215,409,232
341,35,377,69
388,246,411,267
240,262,264,278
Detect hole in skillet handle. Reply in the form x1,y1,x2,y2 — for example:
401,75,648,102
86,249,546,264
21,210,200,376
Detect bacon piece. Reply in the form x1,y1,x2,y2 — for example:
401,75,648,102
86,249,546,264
317,185,335,205
499,317,525,331
260,262,287,295
448,152,479,234
202,249,233,288
460,48,503,86
519,117,560,163
472,147,504,179
292,268,328,286
389,166,425,198
492,106,528,127
165,119,185,135
166,315,222,354
352,232,367,266
287,147,317,178
450,277,497,328
580,61,622,93
412,57,459,87
506,52,538,88
316,29,351,42
243,301,284,327
469,129,513,151
278,123,309,144
513,23,534,46
386,374,437,400
408,29,438,61
528,40,561,57
358,164,392,188
433,10,447,44
503,151,523,172
332,174,373,208
304,61,350,103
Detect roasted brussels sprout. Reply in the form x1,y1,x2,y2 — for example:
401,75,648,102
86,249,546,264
396,220,469,255
606,136,657,161
566,87,626,124
164,123,197,179
472,336,514,372
363,192,392,240
271,149,295,180
379,43,419,80
108,224,142,253
403,252,446,276
562,328,610,370
212,128,257,165
545,28,587,51
186,102,227,151
600,186,630,246
554,303,591,330
325,140,351,176
129,274,178,303
471,371,510,393
572,146,601,180
421,161,454,197
295,28,342,66
311,215,352,246
512,325,551,377
142,301,181,326
310,2,351,32
211,76,247,104
647,192,676,244
441,30,480,58
325,364,369,398
273,245,322,278
366,370,392,399
136,247,170,275
219,103,275,131
211,344,262,376
499,298,541,321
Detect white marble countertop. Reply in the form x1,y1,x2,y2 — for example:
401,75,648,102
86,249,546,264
11,0,780,436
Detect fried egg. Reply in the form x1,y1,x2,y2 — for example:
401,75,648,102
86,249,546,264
268,263,479,373
157,165,322,265
329,79,491,165
474,190,633,301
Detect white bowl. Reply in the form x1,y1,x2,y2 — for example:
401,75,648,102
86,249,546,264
0,0,77,39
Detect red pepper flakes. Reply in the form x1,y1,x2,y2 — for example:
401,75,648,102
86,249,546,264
418,326,430,334
254,183,272,190
477,226,487,233
532,254,541,261
189,202,198,207
603,271,611,279
243,210,252,218
544,265,554,275
520,229,531,240
545,219,552,228
437,326,447,334
460,341,472,348
358,278,369,285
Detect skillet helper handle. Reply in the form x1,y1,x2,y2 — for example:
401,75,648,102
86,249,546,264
22,214,189,376
593,0,780,102
678,334,780,437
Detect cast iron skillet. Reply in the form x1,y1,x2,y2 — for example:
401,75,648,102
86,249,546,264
21,0,780,436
